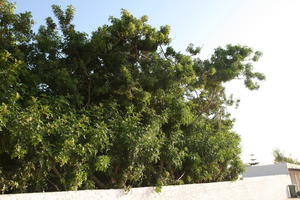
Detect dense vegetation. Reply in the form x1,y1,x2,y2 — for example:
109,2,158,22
0,0,265,193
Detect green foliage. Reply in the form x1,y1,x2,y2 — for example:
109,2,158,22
0,0,265,193
273,149,300,164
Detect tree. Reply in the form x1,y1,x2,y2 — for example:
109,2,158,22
273,149,300,164
0,0,265,193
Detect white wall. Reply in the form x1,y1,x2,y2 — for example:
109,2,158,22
0,175,291,200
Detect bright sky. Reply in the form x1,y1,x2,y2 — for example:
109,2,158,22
13,0,300,165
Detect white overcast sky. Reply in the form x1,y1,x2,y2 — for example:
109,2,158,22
215,0,300,164
14,0,300,164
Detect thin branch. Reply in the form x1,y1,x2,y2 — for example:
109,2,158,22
51,161,66,190
91,175,105,188
46,177,60,191
177,172,185,181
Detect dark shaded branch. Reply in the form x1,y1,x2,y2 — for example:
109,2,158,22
91,175,105,188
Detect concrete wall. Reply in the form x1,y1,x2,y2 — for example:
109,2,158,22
1,175,291,200
243,163,289,178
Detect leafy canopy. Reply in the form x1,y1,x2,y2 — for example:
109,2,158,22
0,0,265,193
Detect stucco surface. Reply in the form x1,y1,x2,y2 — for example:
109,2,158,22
243,163,289,178
0,175,291,200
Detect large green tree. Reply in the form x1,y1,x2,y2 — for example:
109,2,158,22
0,0,265,193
